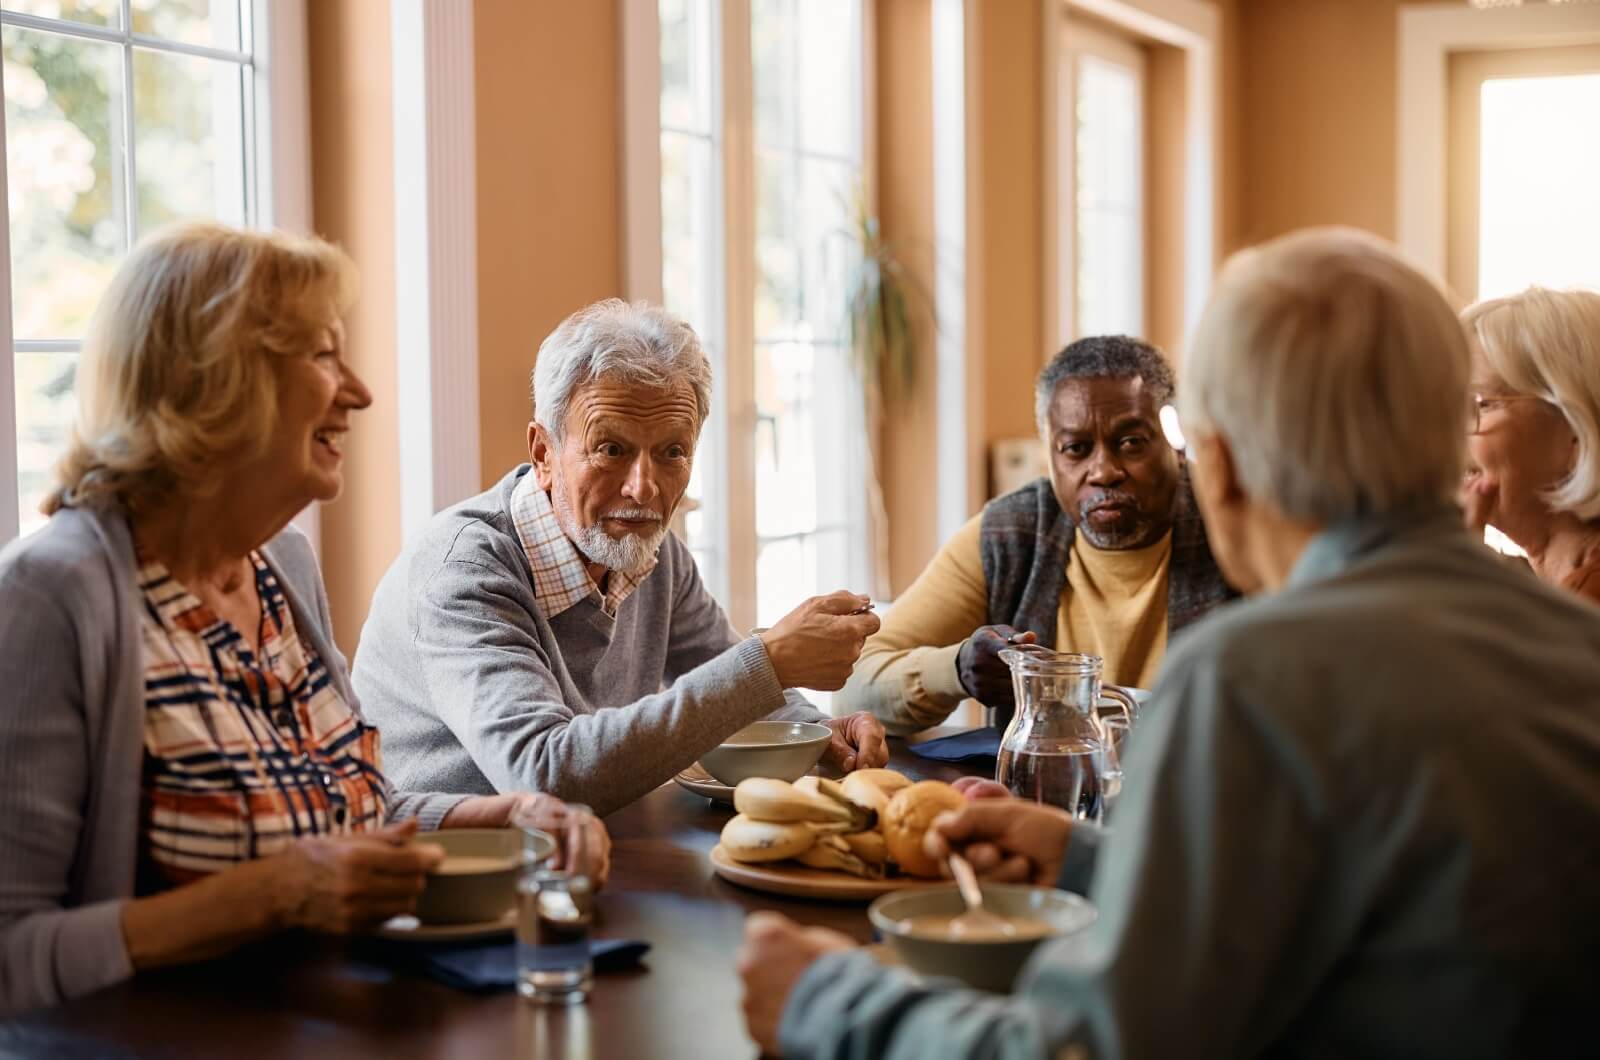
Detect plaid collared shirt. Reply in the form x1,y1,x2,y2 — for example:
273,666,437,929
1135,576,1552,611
509,470,656,619
136,550,389,889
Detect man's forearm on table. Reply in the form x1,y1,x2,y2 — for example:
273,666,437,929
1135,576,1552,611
462,638,788,813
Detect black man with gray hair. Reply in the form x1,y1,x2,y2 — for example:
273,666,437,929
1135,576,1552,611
838,335,1233,733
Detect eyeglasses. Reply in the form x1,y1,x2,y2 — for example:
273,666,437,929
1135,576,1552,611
1468,392,1549,434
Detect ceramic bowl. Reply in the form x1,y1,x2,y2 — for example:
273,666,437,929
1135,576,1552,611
698,720,832,786
413,827,556,926
868,884,1097,992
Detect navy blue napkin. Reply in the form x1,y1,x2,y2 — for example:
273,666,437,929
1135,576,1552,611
399,938,651,993
906,727,1001,764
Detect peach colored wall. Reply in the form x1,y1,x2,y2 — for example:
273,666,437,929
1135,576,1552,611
1236,0,1464,246
976,0,1046,455
308,0,400,656
474,0,625,485
877,0,941,596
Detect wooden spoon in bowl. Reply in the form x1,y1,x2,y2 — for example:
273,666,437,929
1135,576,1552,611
946,853,1016,939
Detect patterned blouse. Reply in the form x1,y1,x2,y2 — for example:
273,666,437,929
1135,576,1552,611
136,549,390,890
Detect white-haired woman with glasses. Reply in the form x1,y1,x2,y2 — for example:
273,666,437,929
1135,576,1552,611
0,223,608,1015
1460,287,1600,604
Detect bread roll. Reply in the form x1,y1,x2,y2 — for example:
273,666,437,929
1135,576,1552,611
852,768,913,797
881,780,965,878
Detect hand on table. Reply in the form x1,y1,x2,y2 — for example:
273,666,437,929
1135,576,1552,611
443,792,611,888
924,795,1074,887
272,819,443,933
955,624,1037,707
822,712,889,773
738,911,857,1056
759,591,880,691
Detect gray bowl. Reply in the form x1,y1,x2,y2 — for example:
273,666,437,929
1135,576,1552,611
698,720,832,786
413,827,556,925
868,884,1097,992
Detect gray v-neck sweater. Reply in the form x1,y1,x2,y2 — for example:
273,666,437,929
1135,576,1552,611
353,466,824,815
0,505,465,1015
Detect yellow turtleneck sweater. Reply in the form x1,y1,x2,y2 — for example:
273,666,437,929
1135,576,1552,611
837,514,1171,734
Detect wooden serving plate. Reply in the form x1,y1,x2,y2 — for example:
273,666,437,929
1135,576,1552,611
709,844,947,901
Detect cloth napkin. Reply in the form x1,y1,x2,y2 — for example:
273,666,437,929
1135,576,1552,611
393,938,651,993
906,727,1002,764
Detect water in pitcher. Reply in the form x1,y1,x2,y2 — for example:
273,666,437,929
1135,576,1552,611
996,739,1106,821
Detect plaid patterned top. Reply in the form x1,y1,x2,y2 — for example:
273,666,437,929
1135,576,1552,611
509,470,656,619
136,549,390,889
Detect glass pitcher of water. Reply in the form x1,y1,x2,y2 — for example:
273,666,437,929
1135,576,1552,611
994,646,1137,822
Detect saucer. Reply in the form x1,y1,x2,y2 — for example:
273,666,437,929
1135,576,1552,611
375,907,516,942
673,763,736,805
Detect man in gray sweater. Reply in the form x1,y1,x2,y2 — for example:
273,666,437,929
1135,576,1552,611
353,301,887,815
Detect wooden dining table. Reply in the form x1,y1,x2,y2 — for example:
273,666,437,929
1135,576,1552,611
1,732,983,1059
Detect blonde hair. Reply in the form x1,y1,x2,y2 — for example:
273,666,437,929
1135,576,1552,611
1181,227,1471,523
45,222,357,515
1461,287,1600,521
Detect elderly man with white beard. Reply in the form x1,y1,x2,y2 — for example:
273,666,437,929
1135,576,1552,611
353,300,886,816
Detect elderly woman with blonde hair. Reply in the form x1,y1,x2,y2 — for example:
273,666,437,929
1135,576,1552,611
738,228,1600,1059
1460,287,1600,604
0,223,608,1015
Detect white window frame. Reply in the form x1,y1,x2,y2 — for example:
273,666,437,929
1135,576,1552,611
0,0,312,547
1397,1,1600,283
623,0,875,633
1058,15,1147,344
1040,0,1218,362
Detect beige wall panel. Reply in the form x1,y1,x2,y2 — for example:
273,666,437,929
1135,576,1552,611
877,0,942,595
474,0,625,485
977,0,1045,459
309,0,401,655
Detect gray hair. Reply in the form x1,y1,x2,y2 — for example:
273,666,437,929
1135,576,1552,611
531,299,712,442
1035,335,1176,435
1462,287,1600,521
1180,227,1470,523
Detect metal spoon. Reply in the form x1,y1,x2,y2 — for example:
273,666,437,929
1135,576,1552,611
946,853,1014,939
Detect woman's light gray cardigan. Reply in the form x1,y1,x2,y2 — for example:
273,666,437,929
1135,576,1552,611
0,505,466,1014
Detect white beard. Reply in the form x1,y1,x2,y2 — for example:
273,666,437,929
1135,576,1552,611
550,473,667,575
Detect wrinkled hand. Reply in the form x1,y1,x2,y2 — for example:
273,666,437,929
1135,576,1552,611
1459,467,1499,533
441,792,612,889
923,797,1074,886
760,592,881,691
955,625,1036,707
272,819,443,933
823,712,889,773
507,793,612,890
738,911,857,1056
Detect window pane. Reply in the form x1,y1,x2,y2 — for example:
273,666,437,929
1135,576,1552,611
130,0,242,50
1478,74,1600,299
754,148,799,338
14,350,77,537
133,48,247,233
753,339,818,540
661,130,712,330
796,0,857,159
751,0,794,151
796,156,853,341
659,0,711,134
3,25,126,340
1075,54,1142,337
2,0,120,30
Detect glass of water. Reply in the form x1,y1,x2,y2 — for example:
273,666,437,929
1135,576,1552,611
516,803,596,1004
1095,716,1130,826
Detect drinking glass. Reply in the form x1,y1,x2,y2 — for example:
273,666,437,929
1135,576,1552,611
1095,715,1130,826
516,803,596,1004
